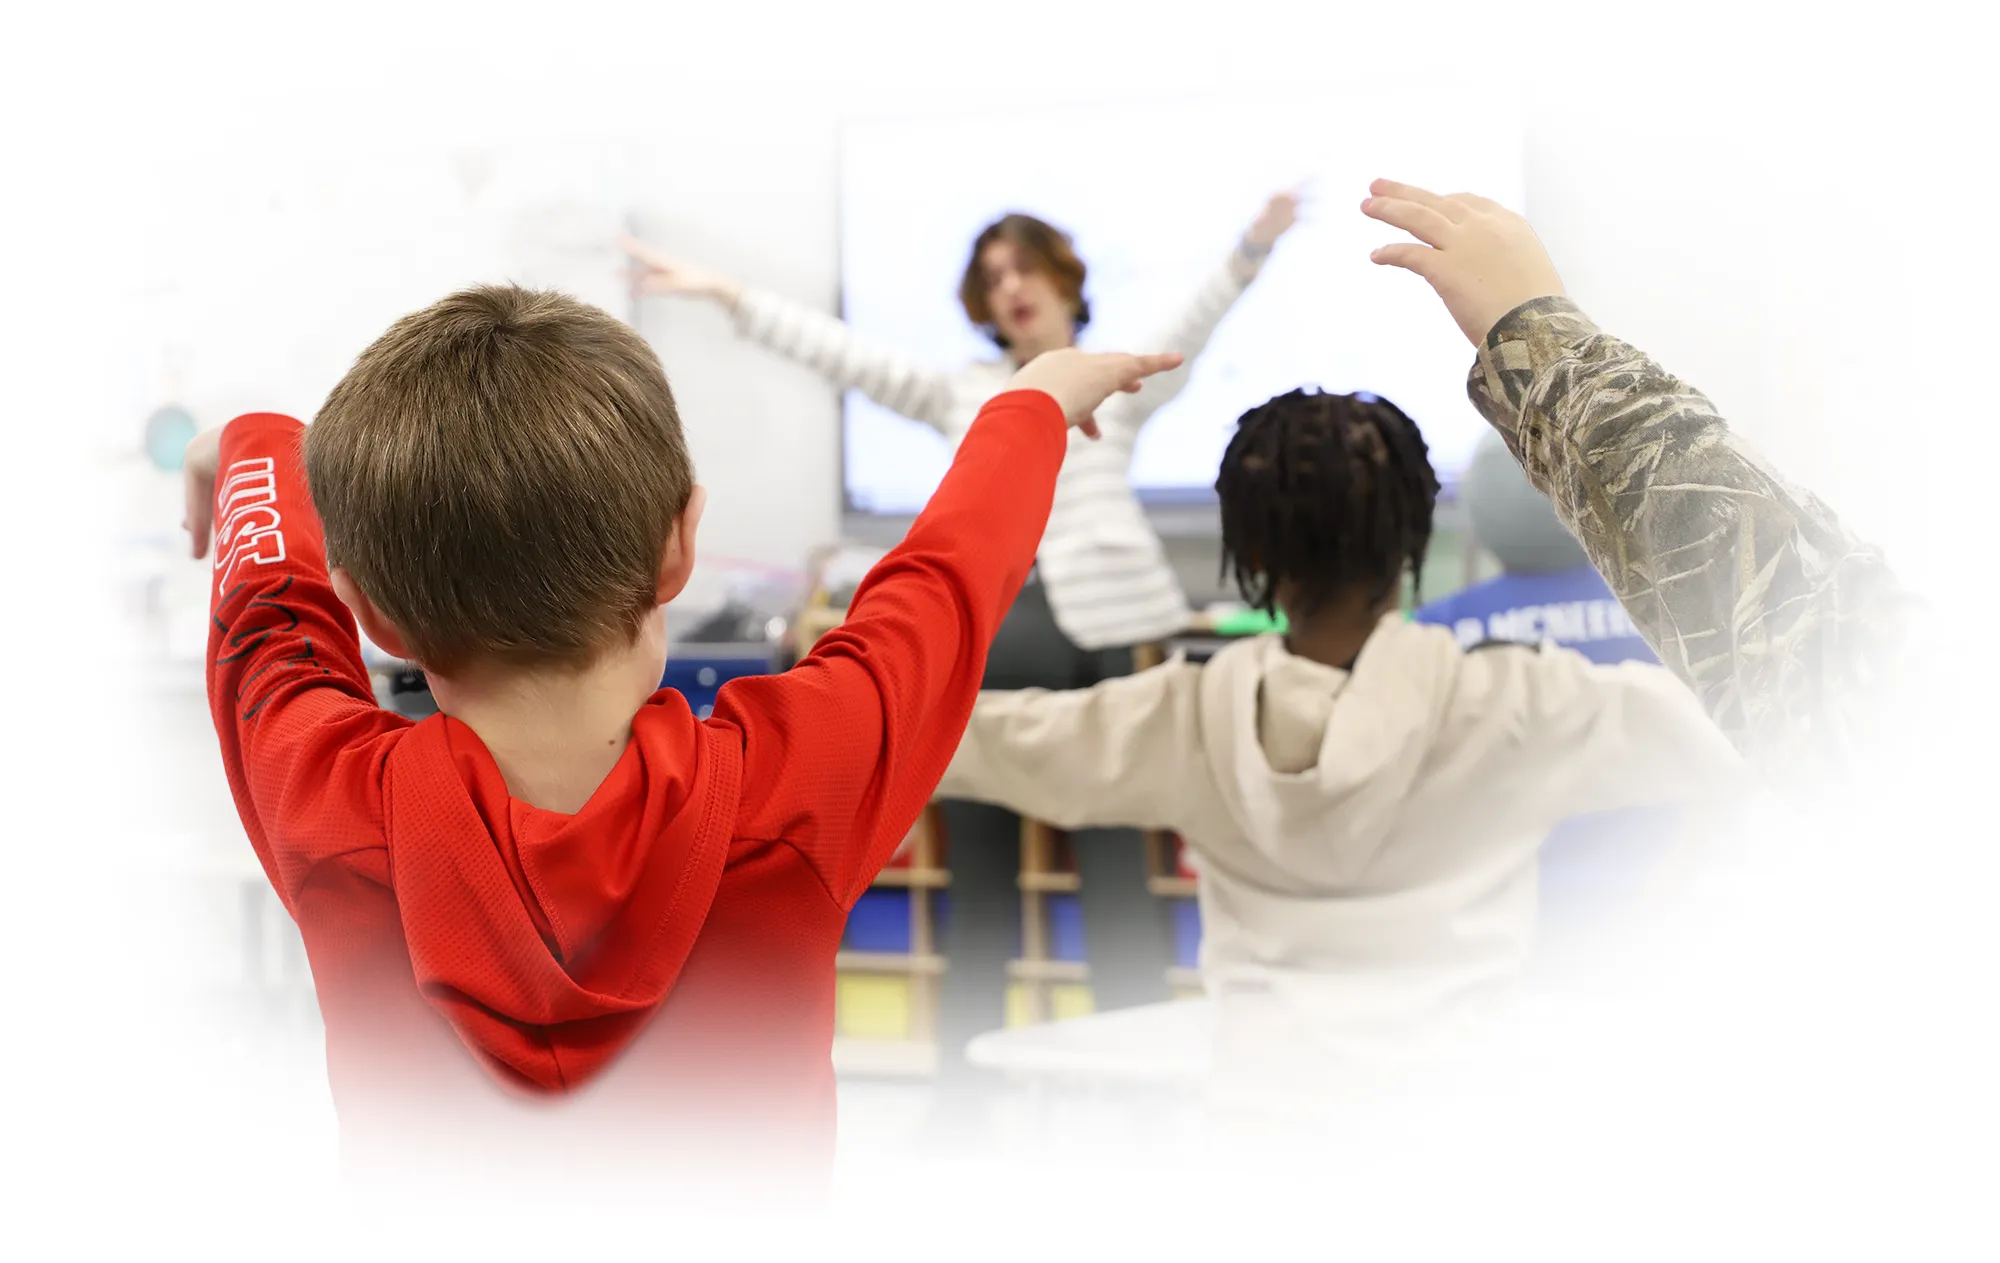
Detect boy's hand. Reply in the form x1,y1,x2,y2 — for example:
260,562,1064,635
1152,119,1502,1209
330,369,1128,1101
1362,179,1566,345
620,236,743,309
1005,348,1185,439
182,427,223,560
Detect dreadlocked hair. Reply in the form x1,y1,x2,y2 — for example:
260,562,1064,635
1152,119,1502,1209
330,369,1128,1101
1216,388,1440,618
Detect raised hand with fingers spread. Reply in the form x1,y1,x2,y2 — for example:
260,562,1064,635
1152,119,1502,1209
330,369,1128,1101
1361,179,1565,344
1356,176,1911,778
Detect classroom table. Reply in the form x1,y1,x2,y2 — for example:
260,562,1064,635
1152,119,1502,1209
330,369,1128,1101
965,997,1213,1087
962,998,1215,1151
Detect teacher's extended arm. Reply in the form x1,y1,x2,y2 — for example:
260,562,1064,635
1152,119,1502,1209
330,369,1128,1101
1107,189,1299,434
624,235,954,434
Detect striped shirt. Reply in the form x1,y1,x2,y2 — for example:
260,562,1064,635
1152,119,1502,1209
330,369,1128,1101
732,247,1265,650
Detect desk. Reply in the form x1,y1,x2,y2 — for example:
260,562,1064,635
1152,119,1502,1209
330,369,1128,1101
136,824,317,1029
965,999,1215,1151
966,997,1214,1088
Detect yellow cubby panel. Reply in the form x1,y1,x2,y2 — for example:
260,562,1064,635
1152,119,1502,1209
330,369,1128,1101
836,974,912,1041
1004,982,1096,1027
1051,983,1095,1021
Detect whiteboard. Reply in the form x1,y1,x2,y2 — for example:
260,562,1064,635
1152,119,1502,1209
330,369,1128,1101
837,94,1526,515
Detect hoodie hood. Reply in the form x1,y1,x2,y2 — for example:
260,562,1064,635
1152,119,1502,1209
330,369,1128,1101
1187,616,1550,1047
381,691,738,1094
1196,615,1467,889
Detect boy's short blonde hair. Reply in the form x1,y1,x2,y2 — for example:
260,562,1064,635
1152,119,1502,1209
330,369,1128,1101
306,285,693,674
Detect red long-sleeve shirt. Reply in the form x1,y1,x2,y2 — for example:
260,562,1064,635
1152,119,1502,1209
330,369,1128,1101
205,391,1066,1182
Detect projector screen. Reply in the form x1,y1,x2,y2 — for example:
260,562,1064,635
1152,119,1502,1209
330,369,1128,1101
838,94,1526,516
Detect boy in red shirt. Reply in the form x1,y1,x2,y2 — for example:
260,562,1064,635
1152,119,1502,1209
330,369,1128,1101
185,284,1177,1189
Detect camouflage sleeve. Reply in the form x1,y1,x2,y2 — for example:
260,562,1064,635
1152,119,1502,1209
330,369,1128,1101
1464,296,1913,775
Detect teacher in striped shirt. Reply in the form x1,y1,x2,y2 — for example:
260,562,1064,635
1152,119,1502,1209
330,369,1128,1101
624,193,1295,1120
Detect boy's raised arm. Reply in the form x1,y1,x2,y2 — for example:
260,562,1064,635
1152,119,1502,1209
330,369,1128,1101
1508,649,1750,821
1463,296,1909,772
188,416,406,912
714,350,1182,906
1364,180,1914,774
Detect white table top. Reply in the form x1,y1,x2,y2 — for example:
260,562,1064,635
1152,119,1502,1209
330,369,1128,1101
965,998,1214,1087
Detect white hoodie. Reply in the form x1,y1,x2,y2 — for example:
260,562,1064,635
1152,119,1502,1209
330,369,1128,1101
937,613,1747,1095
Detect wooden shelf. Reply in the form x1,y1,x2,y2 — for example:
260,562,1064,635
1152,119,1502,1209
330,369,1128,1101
806,608,1205,1039
1019,871,1080,893
836,951,946,975
805,607,1216,1044
794,604,848,647
872,867,950,889
831,1038,938,1078
1007,958,1090,983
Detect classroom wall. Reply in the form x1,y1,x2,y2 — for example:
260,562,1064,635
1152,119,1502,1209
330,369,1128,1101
88,5,1969,617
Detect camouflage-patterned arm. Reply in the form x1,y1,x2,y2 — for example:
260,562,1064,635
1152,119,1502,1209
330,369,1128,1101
1465,295,1911,774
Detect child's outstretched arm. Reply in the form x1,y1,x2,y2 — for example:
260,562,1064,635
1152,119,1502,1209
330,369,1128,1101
936,662,1207,833
623,235,955,432
1365,180,1913,775
185,416,406,914
1500,647,1751,821
714,349,1183,906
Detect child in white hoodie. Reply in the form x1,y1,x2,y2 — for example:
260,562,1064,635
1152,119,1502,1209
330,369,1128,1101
937,387,1748,1098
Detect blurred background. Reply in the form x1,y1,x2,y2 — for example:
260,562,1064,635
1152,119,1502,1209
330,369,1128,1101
3,0,1991,1243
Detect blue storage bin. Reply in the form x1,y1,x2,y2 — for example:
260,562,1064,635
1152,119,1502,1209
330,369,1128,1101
1049,893,1086,962
660,647,773,721
843,889,912,953
1171,898,1202,969
1004,894,1086,961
